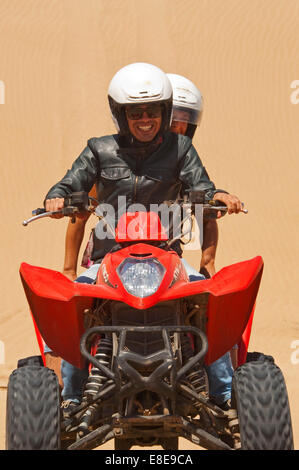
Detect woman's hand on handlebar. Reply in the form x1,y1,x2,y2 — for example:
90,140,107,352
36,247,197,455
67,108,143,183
45,198,65,218
213,192,243,216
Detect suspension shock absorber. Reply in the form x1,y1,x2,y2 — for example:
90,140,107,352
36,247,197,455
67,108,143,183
181,333,208,396
84,337,113,398
78,337,113,437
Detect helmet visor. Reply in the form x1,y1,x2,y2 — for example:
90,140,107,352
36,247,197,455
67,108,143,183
172,106,201,125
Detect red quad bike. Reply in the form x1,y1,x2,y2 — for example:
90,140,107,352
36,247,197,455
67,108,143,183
6,191,293,450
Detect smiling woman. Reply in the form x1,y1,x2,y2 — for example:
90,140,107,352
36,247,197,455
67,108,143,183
290,80,299,105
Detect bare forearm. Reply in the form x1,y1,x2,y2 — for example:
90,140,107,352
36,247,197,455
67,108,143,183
63,216,89,278
200,219,218,278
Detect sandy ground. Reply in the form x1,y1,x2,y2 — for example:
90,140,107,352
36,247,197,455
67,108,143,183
0,0,299,450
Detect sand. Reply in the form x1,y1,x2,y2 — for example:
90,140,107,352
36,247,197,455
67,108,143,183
0,0,298,450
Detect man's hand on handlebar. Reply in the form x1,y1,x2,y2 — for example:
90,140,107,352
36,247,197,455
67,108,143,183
213,192,243,217
45,193,95,220
45,198,65,218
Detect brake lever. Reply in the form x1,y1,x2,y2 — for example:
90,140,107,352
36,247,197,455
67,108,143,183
22,206,81,226
23,210,61,226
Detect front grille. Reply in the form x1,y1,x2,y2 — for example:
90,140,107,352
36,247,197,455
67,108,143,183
110,300,182,356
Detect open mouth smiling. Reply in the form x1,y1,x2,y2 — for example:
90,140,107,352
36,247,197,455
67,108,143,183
137,123,155,132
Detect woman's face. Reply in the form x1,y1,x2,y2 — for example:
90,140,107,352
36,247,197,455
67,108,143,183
170,120,188,135
170,109,191,136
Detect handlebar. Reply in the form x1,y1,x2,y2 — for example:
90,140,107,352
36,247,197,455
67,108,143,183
208,199,248,214
22,191,248,227
163,196,248,215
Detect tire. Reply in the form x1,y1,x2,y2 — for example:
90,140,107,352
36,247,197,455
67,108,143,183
6,365,61,450
17,355,44,368
232,361,294,450
246,351,274,364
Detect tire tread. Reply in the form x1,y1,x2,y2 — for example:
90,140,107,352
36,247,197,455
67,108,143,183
232,361,293,450
6,365,61,450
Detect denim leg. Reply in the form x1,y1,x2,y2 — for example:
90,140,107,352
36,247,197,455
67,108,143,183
45,336,89,403
75,263,101,284
182,258,233,404
61,264,101,402
204,352,233,404
61,360,89,403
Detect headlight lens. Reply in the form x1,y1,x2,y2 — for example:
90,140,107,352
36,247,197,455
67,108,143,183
117,258,165,298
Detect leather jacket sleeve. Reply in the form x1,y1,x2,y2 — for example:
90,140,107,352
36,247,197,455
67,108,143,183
44,142,99,202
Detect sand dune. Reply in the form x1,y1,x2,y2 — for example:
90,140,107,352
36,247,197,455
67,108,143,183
0,0,299,450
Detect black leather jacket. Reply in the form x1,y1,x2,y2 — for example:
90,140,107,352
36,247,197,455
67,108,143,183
45,132,226,261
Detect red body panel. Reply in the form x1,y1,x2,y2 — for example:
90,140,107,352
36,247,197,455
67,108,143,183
237,305,255,366
115,212,168,242
20,246,263,369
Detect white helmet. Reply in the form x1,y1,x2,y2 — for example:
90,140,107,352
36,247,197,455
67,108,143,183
167,73,203,138
108,63,173,137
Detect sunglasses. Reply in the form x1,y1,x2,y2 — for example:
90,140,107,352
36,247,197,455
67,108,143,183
125,104,162,120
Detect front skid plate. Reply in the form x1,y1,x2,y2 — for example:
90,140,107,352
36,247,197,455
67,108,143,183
67,415,233,450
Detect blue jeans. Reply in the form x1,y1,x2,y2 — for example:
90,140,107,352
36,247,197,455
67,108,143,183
61,360,88,403
59,260,233,404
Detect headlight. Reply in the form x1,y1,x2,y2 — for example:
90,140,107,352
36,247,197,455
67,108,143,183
117,258,165,298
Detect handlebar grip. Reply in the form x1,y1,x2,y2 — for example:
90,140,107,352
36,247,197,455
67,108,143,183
208,199,227,208
32,208,46,216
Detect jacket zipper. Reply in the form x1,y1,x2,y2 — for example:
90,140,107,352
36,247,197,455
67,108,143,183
133,157,141,203
133,175,138,203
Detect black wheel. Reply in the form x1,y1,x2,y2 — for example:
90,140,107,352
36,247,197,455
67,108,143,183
160,437,179,450
246,351,274,364
232,361,294,450
17,355,44,368
114,438,134,450
6,365,61,450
